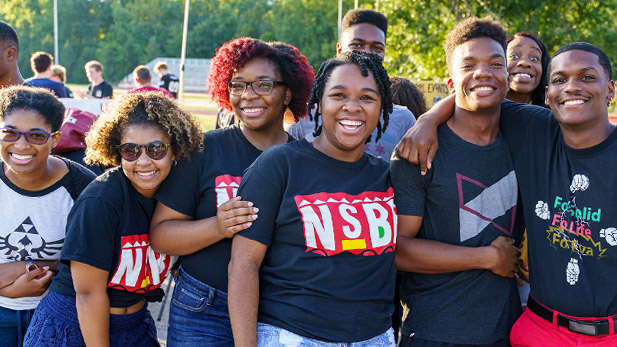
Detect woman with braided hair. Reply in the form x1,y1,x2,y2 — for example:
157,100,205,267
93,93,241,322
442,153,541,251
149,37,314,346
228,51,397,347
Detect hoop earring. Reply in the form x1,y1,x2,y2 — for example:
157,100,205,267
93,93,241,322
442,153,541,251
173,160,178,167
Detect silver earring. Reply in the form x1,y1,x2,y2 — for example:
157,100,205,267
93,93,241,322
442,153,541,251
173,160,178,166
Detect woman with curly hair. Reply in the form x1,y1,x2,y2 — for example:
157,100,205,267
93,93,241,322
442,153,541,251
23,92,203,346
228,51,397,346
149,37,314,346
0,86,95,347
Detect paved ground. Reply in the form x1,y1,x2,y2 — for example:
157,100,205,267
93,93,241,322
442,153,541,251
149,278,175,347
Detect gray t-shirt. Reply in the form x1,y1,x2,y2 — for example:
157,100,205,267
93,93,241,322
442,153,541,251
390,123,524,344
286,104,415,162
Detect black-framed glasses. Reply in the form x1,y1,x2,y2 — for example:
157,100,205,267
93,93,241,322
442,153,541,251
227,80,286,96
116,141,171,162
0,128,58,145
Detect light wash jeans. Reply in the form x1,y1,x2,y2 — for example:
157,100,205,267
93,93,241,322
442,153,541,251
257,322,396,347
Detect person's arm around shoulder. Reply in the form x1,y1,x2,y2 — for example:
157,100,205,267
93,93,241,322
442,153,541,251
228,235,268,347
397,94,455,174
72,261,110,347
149,198,258,256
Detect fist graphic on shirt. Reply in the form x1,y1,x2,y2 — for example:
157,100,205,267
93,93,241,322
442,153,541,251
600,227,617,246
535,201,550,220
566,258,580,286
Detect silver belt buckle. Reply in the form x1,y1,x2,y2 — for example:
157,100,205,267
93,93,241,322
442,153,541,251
568,320,599,336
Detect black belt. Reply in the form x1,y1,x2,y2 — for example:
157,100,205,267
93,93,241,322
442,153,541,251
527,296,617,336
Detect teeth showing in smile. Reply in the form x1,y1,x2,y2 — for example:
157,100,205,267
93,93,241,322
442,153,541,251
12,153,33,160
513,73,532,78
564,100,585,106
339,120,363,129
472,87,493,92
243,107,265,113
136,171,156,177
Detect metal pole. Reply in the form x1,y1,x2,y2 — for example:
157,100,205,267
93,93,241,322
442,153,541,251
54,0,59,64
354,0,358,8
337,0,343,42
178,0,190,103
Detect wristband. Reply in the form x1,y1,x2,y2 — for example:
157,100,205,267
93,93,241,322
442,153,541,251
26,260,38,273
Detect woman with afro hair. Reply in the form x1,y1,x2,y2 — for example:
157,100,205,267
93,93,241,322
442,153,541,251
149,37,314,346
24,92,203,346
228,51,397,346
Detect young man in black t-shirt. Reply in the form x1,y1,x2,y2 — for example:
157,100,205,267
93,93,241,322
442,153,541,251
391,18,524,346
75,60,112,99
154,61,179,98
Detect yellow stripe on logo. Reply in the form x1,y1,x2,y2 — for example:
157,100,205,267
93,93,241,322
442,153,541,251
342,239,367,250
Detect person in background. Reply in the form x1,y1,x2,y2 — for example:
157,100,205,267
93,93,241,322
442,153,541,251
506,32,550,106
390,76,427,120
24,52,67,98
49,65,73,98
154,61,179,98
149,38,314,346
24,92,203,347
287,8,415,162
76,60,113,99
127,65,174,98
0,21,24,88
0,86,95,347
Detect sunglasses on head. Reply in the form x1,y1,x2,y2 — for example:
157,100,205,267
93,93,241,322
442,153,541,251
116,141,171,162
0,128,58,145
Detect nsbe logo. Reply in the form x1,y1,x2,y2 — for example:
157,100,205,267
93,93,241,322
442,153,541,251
215,174,241,207
109,234,176,292
295,188,397,256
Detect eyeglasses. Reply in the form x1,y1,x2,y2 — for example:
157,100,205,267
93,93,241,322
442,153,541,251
227,80,286,96
0,128,58,145
116,141,171,162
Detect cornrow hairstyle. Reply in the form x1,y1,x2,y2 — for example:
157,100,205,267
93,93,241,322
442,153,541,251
342,9,388,37
307,51,392,143
84,92,203,167
390,76,427,119
0,85,64,132
550,42,612,80
208,37,314,120
507,32,550,107
444,17,507,74
0,21,19,49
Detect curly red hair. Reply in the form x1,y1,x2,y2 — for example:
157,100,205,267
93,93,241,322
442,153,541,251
208,37,314,120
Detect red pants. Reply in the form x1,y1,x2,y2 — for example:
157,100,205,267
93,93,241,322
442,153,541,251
511,309,617,346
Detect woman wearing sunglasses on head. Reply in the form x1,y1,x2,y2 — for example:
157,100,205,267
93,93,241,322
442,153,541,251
149,38,314,346
0,86,95,347
23,92,203,347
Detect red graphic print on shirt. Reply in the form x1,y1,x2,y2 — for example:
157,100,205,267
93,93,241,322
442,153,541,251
294,188,397,256
215,174,241,208
109,234,175,293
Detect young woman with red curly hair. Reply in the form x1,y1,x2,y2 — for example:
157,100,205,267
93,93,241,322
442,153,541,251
149,37,314,346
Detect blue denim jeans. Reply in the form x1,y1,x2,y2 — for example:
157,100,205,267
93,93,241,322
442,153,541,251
257,322,396,347
0,306,34,347
167,267,233,346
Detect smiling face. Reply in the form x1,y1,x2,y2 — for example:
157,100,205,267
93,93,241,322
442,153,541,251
449,37,508,112
86,67,101,84
337,23,386,59
0,109,59,179
546,50,615,130
120,124,175,198
229,57,291,133
507,35,543,99
314,63,381,162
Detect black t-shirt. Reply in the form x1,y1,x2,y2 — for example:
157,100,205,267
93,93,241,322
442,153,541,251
391,124,523,344
51,168,175,307
238,140,396,343
159,74,179,98
87,80,113,98
155,125,292,292
500,100,617,317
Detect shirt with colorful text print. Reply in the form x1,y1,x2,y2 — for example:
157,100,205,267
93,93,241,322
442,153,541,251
295,188,396,256
534,174,613,286
108,234,176,293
